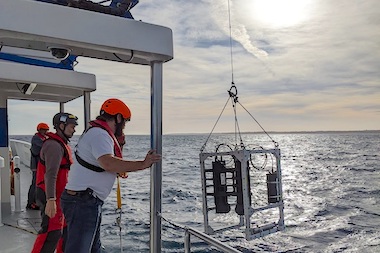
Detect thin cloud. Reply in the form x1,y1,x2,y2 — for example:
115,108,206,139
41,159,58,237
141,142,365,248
210,0,269,59
6,0,380,134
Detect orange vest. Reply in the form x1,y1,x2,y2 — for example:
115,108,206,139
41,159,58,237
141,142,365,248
36,132,47,141
36,132,73,196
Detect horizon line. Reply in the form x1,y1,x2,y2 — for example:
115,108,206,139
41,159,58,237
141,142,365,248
10,129,380,136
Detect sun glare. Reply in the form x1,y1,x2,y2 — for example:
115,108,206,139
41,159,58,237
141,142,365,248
250,0,313,28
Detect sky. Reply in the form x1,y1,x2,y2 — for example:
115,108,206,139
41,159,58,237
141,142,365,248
7,0,380,135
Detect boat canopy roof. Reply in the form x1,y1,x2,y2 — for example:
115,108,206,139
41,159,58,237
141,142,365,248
0,0,173,65
0,59,96,103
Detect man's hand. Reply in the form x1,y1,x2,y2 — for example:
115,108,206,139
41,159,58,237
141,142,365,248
45,199,57,218
143,150,161,168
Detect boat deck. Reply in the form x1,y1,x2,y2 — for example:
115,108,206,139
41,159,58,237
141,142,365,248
0,163,39,253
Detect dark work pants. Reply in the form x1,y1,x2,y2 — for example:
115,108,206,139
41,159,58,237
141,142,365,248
27,170,37,205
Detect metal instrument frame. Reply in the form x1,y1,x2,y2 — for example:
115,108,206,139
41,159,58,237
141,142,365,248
200,148,285,240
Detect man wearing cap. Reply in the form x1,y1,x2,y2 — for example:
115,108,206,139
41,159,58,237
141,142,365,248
31,112,78,253
27,122,50,210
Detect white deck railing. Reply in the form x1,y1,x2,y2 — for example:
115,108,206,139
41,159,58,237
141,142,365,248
9,139,31,168
160,215,242,253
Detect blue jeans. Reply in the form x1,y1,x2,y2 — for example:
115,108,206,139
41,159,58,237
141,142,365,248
61,189,104,253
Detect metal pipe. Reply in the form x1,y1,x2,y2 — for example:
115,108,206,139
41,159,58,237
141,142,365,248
13,156,21,212
184,230,190,253
150,61,163,253
0,156,4,226
200,156,210,233
83,91,91,129
185,227,242,253
276,149,285,228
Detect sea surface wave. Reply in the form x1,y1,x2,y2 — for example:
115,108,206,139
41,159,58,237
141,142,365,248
11,131,380,252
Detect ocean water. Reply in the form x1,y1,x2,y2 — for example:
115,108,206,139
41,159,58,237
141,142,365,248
11,131,380,253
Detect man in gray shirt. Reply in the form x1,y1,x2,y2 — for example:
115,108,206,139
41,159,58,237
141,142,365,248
27,122,49,210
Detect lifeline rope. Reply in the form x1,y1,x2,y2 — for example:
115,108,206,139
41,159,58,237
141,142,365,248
115,176,123,252
159,213,186,231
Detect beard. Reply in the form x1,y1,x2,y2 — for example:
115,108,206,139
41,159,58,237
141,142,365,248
115,122,123,137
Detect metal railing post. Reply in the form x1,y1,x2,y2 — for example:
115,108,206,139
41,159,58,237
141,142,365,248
186,227,242,253
13,156,21,212
184,230,190,253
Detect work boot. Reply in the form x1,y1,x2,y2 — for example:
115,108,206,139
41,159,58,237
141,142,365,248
26,203,40,210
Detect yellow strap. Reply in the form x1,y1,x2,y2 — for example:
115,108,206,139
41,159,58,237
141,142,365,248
116,176,122,209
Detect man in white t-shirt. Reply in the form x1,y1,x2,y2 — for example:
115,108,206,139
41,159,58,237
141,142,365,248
61,98,161,253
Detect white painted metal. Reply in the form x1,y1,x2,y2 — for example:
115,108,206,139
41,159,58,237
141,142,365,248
13,156,21,212
1,46,62,64
185,226,242,253
0,0,173,65
0,155,4,226
0,60,96,103
9,139,31,167
0,162,39,252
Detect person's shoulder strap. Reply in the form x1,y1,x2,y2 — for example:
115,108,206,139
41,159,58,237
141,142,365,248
74,151,105,172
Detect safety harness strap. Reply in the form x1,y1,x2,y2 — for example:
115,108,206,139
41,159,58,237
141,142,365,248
75,151,105,172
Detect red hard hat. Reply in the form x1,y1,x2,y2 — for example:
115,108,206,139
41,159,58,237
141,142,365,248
37,123,50,131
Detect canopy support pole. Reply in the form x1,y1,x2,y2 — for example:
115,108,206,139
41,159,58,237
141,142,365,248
59,102,64,112
150,61,163,253
84,91,91,129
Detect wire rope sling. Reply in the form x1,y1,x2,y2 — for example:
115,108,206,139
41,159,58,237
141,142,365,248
198,0,284,240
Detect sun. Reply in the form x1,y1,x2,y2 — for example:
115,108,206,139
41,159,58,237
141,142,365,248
250,0,314,28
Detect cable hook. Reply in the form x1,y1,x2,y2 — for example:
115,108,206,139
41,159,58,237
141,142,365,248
228,83,238,103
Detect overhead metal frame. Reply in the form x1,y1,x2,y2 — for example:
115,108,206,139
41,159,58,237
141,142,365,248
0,60,96,103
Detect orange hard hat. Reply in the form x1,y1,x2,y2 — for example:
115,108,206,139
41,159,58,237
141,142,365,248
100,98,131,120
37,123,49,131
